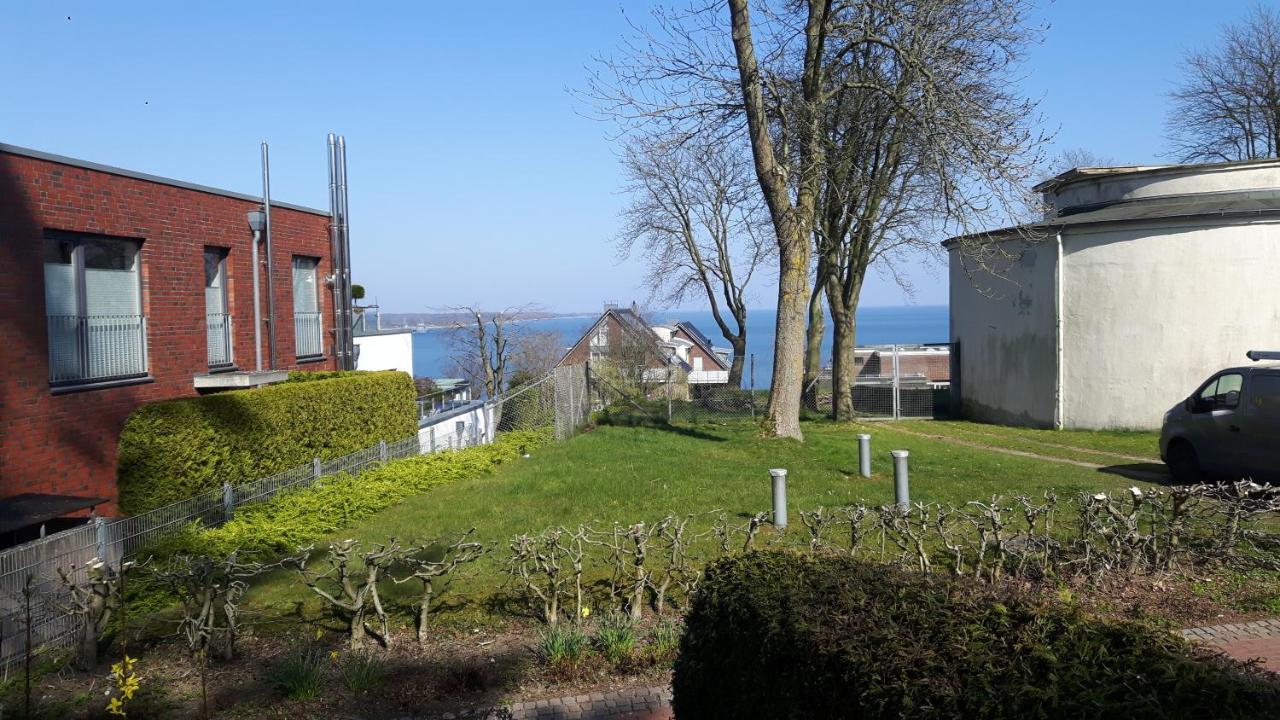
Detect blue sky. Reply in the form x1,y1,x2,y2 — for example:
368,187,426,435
0,1,1259,312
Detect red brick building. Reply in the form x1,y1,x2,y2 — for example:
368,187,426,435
0,143,338,522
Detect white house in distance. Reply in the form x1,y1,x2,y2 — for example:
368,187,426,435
353,310,414,375
947,159,1280,430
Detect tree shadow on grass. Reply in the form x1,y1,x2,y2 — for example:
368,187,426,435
595,412,729,443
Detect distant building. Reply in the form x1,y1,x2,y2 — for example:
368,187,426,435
556,305,732,388
0,143,339,525
947,159,1280,429
353,308,414,375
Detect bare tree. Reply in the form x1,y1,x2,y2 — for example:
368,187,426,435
618,136,771,387
446,305,545,400
1167,5,1280,162
591,0,1043,435
812,0,1046,421
508,329,565,387
1050,148,1118,176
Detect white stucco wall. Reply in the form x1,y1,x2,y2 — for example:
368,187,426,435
948,240,1058,427
1047,162,1280,214
1060,218,1280,429
353,331,414,375
417,402,493,452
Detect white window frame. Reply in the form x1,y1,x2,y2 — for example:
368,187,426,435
43,231,148,387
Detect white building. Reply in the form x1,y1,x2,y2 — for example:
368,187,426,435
947,160,1280,429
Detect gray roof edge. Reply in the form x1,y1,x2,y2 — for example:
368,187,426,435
941,191,1280,248
0,142,329,217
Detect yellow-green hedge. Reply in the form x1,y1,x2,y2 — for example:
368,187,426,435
152,429,553,562
117,371,418,514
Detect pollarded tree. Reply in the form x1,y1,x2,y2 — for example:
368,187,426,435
1167,5,1280,162
618,136,772,387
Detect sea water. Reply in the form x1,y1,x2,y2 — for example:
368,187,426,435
411,305,948,388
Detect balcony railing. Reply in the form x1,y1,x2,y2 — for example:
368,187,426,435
206,312,234,369
47,314,148,385
294,311,324,358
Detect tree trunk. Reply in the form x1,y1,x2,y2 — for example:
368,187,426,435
728,336,747,387
766,244,810,438
827,273,862,422
803,278,826,410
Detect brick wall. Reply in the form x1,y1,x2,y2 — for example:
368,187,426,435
0,149,337,514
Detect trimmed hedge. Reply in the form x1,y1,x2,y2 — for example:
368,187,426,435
117,371,418,514
153,428,552,562
673,551,1280,719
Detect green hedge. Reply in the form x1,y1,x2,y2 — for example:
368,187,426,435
151,428,551,562
673,552,1280,719
117,371,418,514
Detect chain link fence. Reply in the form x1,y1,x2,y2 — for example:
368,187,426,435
0,432,428,672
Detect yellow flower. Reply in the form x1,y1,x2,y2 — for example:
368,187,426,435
107,696,125,716
580,606,591,618
329,650,340,662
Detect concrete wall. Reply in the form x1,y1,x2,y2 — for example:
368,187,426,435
948,239,1058,427
1047,162,1280,214
354,331,414,375
1060,218,1280,428
417,401,493,453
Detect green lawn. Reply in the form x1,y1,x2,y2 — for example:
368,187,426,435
246,418,1169,621
893,419,1161,461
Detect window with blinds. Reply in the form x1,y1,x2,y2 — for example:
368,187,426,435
204,247,233,369
292,256,323,358
43,232,147,386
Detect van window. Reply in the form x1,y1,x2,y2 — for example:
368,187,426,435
1252,374,1280,419
1198,373,1243,409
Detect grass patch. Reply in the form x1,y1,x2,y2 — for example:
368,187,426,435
895,419,1161,461
246,419,1170,623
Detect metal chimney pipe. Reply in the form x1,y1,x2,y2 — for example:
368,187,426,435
337,136,354,370
326,134,345,369
261,141,277,369
250,228,263,371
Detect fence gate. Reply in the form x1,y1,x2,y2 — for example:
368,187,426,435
804,344,951,420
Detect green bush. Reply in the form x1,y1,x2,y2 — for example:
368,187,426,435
117,371,418,514
149,429,551,563
673,551,1280,720
272,645,328,699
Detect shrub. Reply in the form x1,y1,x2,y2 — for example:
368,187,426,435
272,646,328,700
118,371,417,513
673,551,1280,720
645,618,681,665
148,429,552,563
594,611,637,665
338,651,387,693
536,624,589,671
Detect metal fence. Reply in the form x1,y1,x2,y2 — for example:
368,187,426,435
0,434,425,671
804,344,951,420
0,366,596,672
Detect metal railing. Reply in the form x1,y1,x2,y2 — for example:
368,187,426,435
294,311,324,358
416,388,473,424
46,314,148,385
206,312,234,369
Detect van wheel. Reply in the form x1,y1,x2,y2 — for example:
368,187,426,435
1166,441,1202,483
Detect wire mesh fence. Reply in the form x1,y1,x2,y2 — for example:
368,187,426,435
0,433,426,672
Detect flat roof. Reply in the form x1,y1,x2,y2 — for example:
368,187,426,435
1032,158,1280,194
0,142,328,217
943,188,1280,247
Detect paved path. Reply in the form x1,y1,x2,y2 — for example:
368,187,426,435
414,686,672,720
1182,619,1280,671
886,425,1171,483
